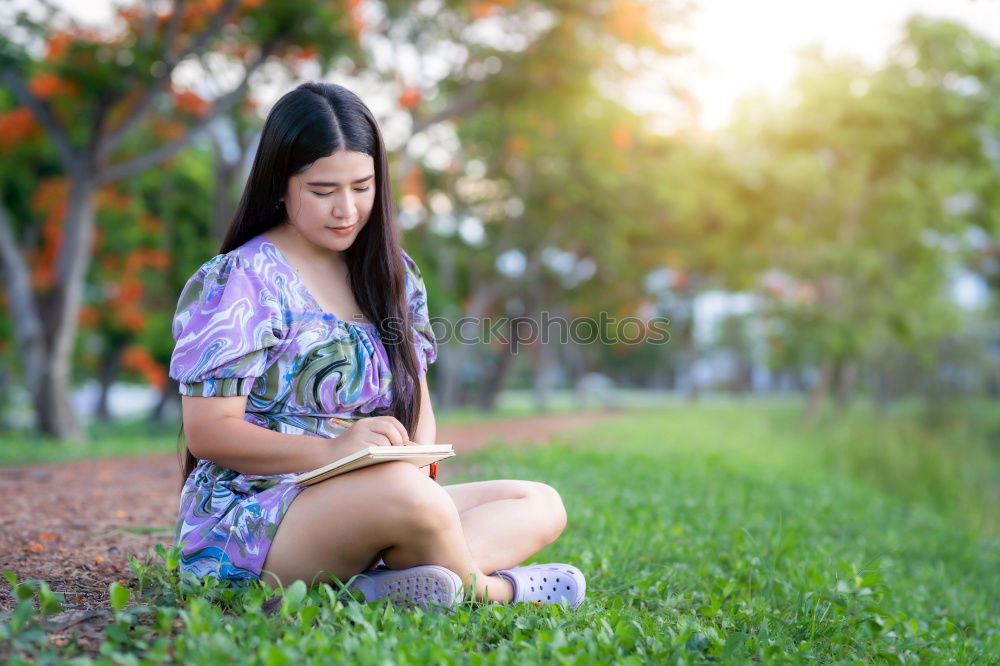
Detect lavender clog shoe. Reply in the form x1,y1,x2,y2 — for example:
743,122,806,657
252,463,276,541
494,563,586,609
348,564,464,609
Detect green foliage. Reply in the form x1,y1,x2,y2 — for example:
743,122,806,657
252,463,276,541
712,18,1000,379
2,404,997,663
0,571,65,657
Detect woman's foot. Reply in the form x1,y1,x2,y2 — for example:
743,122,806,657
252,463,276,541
493,563,586,609
347,564,464,609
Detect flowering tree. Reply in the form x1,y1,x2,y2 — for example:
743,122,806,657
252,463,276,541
0,0,361,438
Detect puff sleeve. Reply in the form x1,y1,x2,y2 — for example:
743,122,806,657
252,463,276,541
169,254,284,397
401,249,438,375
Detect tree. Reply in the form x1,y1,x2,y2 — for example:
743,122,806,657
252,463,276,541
399,0,692,408
0,0,362,438
715,18,1000,422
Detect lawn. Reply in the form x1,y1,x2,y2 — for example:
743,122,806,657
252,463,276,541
0,397,580,467
3,401,999,663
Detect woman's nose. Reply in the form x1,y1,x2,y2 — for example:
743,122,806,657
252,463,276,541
332,190,353,219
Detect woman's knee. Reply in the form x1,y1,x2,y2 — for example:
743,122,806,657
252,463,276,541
372,462,459,533
527,482,567,544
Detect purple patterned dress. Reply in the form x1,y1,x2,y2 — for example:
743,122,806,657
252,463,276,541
168,235,437,585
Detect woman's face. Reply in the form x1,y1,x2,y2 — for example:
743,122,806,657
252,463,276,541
282,150,377,254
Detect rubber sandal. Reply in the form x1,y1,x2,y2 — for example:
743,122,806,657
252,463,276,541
494,563,586,609
347,564,464,609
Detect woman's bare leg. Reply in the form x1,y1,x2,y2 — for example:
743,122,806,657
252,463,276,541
260,462,513,602
443,480,567,574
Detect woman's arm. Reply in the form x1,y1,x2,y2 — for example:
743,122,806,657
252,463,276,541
411,372,437,477
182,395,365,476
412,371,437,445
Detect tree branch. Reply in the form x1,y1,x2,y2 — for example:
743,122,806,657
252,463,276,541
98,0,245,160
161,0,188,58
98,44,276,185
0,69,76,168
138,0,160,49
411,88,485,135
169,0,241,65
0,199,44,394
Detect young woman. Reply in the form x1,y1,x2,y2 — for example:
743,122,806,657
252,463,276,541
168,82,586,609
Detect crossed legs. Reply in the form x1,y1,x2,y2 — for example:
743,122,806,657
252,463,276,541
442,479,567,574
259,462,567,602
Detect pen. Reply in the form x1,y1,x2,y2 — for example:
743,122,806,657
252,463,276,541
328,416,438,480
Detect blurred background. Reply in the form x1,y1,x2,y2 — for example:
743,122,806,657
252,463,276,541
0,1,998,529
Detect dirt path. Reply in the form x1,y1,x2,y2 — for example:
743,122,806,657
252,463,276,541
0,409,620,613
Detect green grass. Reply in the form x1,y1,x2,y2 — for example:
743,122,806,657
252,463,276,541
0,402,563,467
3,403,999,663
0,419,182,467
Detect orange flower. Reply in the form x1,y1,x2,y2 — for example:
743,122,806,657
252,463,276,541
46,32,74,60
611,125,632,150
39,533,56,540
297,45,318,62
173,90,210,118
398,86,421,111
120,309,147,333
0,108,40,150
29,72,77,98
470,1,501,20
148,365,168,390
154,118,186,141
140,215,162,233
27,543,44,552
506,134,529,155
148,249,171,268
119,279,144,302
401,168,424,199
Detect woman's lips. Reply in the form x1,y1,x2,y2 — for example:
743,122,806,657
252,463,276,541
328,224,356,235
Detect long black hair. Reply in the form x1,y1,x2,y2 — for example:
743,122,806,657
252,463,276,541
178,82,423,483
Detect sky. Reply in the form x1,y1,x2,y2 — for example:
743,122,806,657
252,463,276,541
46,0,1000,133
680,0,1000,130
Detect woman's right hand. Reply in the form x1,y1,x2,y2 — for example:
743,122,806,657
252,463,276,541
336,416,412,450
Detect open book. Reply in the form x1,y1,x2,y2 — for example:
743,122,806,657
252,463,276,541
292,444,455,487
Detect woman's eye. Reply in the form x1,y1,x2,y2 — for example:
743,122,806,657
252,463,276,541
312,188,371,197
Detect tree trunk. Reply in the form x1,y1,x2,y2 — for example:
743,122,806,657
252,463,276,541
150,377,180,423
0,364,9,431
33,357,83,439
34,162,97,440
477,348,517,411
0,203,47,427
477,317,519,411
801,360,835,428
680,316,700,402
430,246,456,408
212,130,245,243
532,336,555,413
564,341,589,408
436,340,464,410
94,341,125,422
871,367,892,414
834,360,859,413
442,280,505,409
